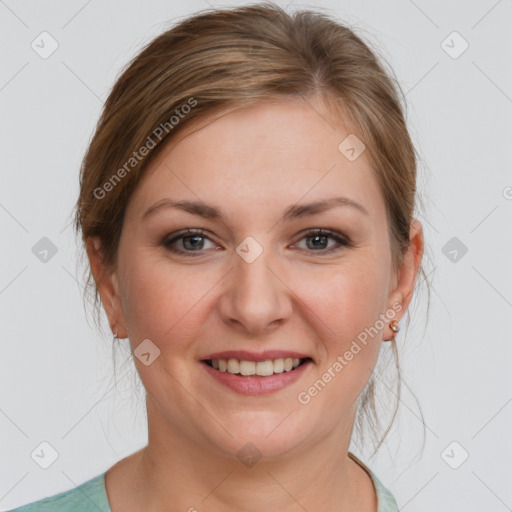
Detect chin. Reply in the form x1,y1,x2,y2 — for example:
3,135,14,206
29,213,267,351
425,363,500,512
210,413,313,463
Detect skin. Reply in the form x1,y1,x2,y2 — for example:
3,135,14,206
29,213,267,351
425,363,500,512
87,95,423,512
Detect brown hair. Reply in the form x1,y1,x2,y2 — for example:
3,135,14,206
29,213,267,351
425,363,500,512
74,1,431,459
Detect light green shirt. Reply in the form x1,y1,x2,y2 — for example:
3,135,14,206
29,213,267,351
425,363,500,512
7,453,398,511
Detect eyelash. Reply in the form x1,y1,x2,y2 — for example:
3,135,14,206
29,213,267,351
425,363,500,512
162,228,351,256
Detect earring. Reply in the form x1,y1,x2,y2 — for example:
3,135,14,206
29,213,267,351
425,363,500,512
389,320,400,337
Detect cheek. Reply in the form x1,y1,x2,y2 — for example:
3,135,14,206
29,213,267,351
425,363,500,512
290,257,389,400
294,259,388,344
119,257,211,345
291,267,386,408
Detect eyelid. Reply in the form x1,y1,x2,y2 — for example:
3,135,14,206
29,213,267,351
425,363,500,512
162,227,351,256
292,228,351,252
163,228,216,247
295,227,350,241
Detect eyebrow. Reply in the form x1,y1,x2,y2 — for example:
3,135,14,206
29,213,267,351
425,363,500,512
142,196,369,223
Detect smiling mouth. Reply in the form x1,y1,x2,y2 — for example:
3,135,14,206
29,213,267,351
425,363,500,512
203,357,312,377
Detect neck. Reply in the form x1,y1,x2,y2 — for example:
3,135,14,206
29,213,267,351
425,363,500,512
106,398,376,512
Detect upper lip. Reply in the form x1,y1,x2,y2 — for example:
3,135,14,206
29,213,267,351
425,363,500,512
201,350,312,362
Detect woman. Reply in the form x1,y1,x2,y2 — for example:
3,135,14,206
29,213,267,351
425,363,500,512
9,2,426,511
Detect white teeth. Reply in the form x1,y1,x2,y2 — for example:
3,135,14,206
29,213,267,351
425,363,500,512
255,360,274,376
210,357,305,376
273,358,284,373
239,360,256,375
227,358,239,374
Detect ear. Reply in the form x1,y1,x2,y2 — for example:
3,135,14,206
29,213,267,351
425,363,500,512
85,236,128,339
384,219,424,340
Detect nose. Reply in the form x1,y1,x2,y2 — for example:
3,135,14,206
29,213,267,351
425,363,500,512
218,245,293,336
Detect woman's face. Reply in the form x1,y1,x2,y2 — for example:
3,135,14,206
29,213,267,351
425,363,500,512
94,96,422,461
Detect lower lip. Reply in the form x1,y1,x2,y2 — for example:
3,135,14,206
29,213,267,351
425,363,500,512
201,360,313,395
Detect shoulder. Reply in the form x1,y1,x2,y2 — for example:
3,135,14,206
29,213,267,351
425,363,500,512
5,472,110,512
369,471,400,512
348,452,399,512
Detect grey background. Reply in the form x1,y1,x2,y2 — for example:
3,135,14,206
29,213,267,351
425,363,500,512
1,0,511,510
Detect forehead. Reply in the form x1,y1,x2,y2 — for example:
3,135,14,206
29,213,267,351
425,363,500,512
126,97,386,225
